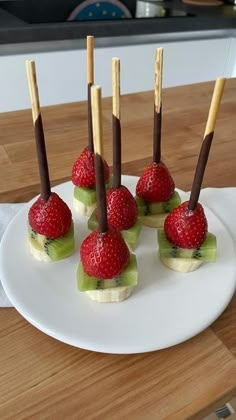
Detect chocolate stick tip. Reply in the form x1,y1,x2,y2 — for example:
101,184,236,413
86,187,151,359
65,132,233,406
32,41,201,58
153,107,162,164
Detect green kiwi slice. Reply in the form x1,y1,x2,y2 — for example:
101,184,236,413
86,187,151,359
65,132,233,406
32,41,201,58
135,191,181,216
74,187,97,206
135,196,148,216
77,254,138,291
74,179,111,206
158,229,217,262
121,219,142,250
148,191,181,214
88,211,142,249
87,210,98,231
28,223,75,261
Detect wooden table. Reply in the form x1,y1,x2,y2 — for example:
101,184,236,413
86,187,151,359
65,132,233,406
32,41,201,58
1,80,236,419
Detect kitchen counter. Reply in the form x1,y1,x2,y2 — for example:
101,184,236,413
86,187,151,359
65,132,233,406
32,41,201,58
0,0,236,47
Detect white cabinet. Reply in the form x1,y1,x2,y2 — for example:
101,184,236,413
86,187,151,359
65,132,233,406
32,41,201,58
225,37,236,78
0,36,234,112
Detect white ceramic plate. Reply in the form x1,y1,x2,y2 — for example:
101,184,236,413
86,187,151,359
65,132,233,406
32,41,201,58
1,176,236,354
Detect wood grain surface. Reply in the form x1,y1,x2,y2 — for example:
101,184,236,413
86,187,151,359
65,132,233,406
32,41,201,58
1,80,236,419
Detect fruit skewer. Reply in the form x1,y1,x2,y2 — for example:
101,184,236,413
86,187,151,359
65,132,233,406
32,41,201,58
77,85,138,303
26,60,75,262
136,48,181,228
159,77,226,272
72,36,110,216
88,58,142,250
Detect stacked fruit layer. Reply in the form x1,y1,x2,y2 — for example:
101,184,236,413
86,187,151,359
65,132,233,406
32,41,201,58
158,229,217,262
136,191,181,216
78,254,138,291
29,224,75,261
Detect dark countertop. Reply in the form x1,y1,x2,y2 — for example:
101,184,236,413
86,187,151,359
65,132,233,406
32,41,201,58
0,0,236,46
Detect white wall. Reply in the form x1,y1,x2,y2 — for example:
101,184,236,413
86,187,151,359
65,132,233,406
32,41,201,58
0,37,232,112
225,37,236,77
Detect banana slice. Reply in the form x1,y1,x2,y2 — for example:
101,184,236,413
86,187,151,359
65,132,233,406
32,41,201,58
160,256,202,272
86,286,133,302
73,197,96,217
28,238,51,262
140,213,167,228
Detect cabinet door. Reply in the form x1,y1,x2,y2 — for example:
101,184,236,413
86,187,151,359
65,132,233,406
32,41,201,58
224,37,236,78
94,38,231,93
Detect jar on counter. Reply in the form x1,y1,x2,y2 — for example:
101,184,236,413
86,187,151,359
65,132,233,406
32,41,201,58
135,0,166,17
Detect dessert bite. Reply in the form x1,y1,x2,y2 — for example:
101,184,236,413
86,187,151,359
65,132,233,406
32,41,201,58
135,48,181,228
72,36,109,216
88,58,142,250
26,60,75,261
77,85,138,302
158,77,226,272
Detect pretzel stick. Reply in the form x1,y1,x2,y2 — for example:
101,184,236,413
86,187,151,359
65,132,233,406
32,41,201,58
87,35,94,152
91,85,108,233
26,60,51,202
153,48,163,164
112,57,121,189
189,78,226,210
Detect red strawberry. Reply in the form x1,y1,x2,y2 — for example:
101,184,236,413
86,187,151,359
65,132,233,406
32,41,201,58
164,201,208,249
80,227,130,279
136,161,175,203
106,186,138,230
72,146,109,188
29,192,72,238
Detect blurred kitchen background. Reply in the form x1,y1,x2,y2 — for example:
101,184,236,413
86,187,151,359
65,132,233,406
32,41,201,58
1,0,236,23
0,0,236,111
